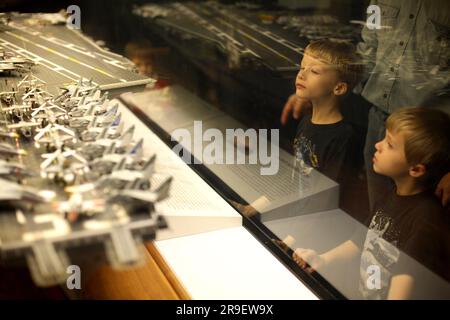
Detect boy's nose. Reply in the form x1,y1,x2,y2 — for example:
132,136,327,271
297,71,306,80
375,141,381,151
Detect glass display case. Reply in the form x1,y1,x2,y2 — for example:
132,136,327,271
1,0,449,300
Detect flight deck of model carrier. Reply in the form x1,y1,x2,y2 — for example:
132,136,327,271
0,11,153,95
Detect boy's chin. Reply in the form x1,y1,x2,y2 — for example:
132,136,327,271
295,90,309,98
372,163,383,174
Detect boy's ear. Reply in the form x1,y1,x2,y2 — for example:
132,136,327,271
409,164,426,179
333,82,348,96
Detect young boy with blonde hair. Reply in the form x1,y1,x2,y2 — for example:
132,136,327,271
293,107,450,299
231,39,363,218
293,39,362,182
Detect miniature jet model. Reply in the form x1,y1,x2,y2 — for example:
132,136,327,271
31,101,66,118
0,128,19,140
0,52,35,75
82,121,133,150
97,154,155,190
7,120,41,137
68,104,119,130
0,63,17,73
0,159,34,179
66,154,156,193
1,103,32,114
31,12,67,25
88,138,149,176
112,175,173,204
79,122,135,161
40,147,88,183
21,87,52,106
0,13,11,25
62,175,172,223
0,177,54,203
132,4,170,19
0,50,35,72
0,90,17,106
33,123,77,149
17,74,46,93
80,114,123,142
7,121,42,130
1,103,33,120
56,78,98,99
55,192,106,222
0,142,27,158
2,56,35,67
17,74,43,86
89,138,145,173
68,94,110,117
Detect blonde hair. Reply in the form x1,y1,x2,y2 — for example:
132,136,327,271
386,107,450,187
304,39,363,90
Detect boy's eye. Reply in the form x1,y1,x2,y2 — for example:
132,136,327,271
311,69,320,74
387,141,393,148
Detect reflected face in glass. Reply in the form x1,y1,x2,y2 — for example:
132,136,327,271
295,53,340,100
373,130,410,178
132,57,154,77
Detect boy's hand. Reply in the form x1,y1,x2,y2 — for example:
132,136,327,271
292,248,326,274
280,94,312,126
272,239,289,252
228,199,258,217
435,172,450,207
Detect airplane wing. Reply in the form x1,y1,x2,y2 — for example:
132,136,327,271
7,122,40,130
118,176,173,203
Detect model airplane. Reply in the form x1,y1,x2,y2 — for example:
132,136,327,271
0,177,54,203
7,120,42,138
0,128,19,140
33,123,77,149
40,147,89,183
0,50,35,73
0,90,17,106
0,159,34,179
0,142,27,158
66,154,156,193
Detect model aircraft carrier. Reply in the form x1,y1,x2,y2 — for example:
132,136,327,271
133,1,362,73
0,74,173,287
0,12,170,288
0,12,154,96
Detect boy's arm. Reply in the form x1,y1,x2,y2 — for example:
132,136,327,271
321,240,361,266
228,196,270,218
387,274,415,300
293,240,360,273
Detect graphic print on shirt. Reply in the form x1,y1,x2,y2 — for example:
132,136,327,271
293,133,319,175
359,209,401,299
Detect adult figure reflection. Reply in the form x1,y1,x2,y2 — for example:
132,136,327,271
281,0,450,210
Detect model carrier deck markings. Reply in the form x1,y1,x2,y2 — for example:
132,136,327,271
4,31,118,80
